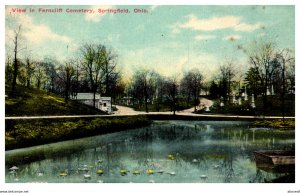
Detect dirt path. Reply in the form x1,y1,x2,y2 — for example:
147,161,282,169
6,98,294,120
113,97,214,115
114,105,140,115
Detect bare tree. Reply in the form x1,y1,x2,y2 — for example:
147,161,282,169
152,72,165,112
100,47,117,96
58,61,76,102
11,25,24,94
285,53,295,94
181,69,203,112
275,49,295,121
80,43,105,108
219,60,236,100
132,69,155,113
248,42,280,113
165,75,179,115
43,58,58,94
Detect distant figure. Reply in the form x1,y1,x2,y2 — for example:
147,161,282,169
251,94,256,108
244,86,248,101
238,98,242,105
220,96,224,107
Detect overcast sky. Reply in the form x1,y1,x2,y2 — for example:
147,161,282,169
5,5,295,81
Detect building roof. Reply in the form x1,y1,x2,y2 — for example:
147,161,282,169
74,93,111,101
76,93,101,100
100,97,111,101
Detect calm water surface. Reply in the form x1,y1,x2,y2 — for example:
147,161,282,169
5,120,295,183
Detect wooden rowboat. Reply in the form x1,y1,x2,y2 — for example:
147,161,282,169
254,150,295,173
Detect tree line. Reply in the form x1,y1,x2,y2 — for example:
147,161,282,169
5,25,295,115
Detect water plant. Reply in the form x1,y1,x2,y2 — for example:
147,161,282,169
168,154,175,160
146,169,154,175
120,169,127,176
96,169,104,175
132,170,140,175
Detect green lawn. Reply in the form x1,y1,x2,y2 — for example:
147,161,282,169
6,116,152,150
5,85,104,116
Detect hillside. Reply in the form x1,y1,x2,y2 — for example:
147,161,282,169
5,85,105,116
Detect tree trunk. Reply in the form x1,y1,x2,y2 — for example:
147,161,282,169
26,79,30,88
173,84,176,115
281,61,285,122
11,40,18,94
263,67,268,116
93,90,96,109
105,62,109,96
11,25,22,95
145,91,148,113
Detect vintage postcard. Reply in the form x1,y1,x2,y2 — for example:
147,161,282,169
2,2,298,193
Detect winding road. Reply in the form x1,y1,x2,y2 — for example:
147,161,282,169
5,98,294,120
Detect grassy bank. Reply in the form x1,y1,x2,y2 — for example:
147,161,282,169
252,119,295,129
5,84,104,116
5,116,152,150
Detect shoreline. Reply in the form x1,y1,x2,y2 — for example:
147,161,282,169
5,118,295,167
5,113,295,120
5,114,294,151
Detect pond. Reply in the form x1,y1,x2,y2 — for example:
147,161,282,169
5,120,295,183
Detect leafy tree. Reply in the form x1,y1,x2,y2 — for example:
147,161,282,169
5,55,13,84
209,80,219,99
24,56,36,88
33,62,47,89
244,67,263,97
17,60,26,86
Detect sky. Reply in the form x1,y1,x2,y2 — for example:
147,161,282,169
5,5,295,81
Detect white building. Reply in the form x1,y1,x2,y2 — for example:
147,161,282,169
71,93,112,114
99,97,112,114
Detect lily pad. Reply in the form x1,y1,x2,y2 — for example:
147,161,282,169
192,159,198,163
167,171,176,176
167,154,175,160
9,166,19,170
132,170,140,175
146,169,154,175
59,172,68,177
96,169,104,175
84,174,91,180
120,169,127,175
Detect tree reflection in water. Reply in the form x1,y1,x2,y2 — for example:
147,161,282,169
5,121,295,183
